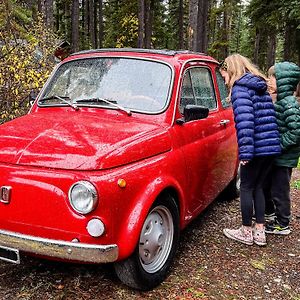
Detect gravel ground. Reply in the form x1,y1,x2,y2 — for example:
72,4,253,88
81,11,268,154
0,170,299,300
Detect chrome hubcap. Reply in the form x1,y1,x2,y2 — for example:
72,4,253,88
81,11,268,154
139,205,174,273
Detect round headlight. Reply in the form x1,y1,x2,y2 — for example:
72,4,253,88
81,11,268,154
68,181,98,214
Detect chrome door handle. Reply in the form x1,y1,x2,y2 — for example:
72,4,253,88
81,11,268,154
220,119,230,125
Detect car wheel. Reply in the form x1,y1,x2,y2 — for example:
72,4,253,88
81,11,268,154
114,194,180,290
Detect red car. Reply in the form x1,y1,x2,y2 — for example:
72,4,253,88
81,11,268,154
0,49,238,290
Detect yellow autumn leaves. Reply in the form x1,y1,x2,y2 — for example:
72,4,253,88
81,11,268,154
0,16,58,124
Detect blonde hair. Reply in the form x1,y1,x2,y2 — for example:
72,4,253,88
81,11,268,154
222,54,267,89
268,65,275,77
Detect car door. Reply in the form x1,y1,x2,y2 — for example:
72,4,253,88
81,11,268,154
174,64,230,215
214,67,238,186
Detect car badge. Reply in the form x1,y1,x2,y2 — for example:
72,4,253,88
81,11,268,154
0,186,12,204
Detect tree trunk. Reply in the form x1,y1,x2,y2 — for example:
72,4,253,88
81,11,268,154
64,2,71,42
267,32,276,68
144,0,154,48
138,0,145,48
84,0,89,48
178,0,184,49
284,23,293,61
221,0,229,58
253,28,260,65
94,1,98,48
98,0,103,48
89,0,96,48
44,0,54,29
38,0,43,14
71,0,79,53
188,0,198,51
196,0,209,52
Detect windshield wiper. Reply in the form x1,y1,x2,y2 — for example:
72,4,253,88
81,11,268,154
39,95,79,111
75,97,132,116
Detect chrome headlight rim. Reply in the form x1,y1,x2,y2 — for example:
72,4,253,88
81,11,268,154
68,180,98,214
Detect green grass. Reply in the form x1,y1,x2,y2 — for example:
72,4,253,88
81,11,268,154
292,180,300,190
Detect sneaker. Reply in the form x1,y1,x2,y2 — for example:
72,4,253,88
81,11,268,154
223,226,253,245
253,227,267,246
265,213,276,222
265,221,291,235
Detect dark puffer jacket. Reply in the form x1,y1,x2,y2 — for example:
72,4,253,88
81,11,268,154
231,73,281,161
274,62,300,167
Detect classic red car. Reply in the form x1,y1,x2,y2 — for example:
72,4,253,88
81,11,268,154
0,48,238,290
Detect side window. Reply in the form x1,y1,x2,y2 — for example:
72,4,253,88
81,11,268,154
190,68,217,110
216,69,231,108
179,67,216,114
179,71,195,114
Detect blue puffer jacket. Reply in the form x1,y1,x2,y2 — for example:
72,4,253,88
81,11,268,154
231,73,281,161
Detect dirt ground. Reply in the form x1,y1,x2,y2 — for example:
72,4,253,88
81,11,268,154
0,170,299,300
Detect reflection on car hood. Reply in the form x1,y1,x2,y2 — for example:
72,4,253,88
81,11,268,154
0,111,171,170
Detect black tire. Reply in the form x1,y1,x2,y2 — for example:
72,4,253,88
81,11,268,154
114,194,180,291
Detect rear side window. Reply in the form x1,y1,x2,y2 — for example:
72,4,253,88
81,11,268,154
216,69,230,108
179,67,216,114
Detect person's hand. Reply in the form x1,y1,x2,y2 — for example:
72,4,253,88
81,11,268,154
240,160,249,165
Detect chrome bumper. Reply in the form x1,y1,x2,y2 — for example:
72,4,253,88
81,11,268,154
0,229,118,263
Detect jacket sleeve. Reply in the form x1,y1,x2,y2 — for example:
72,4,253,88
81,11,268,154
278,96,300,150
231,85,255,161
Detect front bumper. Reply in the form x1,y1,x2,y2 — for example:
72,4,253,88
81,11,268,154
0,229,118,263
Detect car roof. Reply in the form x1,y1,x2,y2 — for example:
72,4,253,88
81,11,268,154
69,48,218,64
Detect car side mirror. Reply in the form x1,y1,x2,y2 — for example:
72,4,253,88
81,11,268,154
176,105,209,124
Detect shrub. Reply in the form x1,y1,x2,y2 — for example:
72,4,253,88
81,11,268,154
0,5,58,124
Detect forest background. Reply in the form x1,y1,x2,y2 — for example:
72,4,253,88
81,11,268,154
0,0,299,124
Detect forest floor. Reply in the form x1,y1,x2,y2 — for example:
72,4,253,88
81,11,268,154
0,170,299,300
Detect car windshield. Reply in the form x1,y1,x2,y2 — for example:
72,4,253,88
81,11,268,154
39,57,172,113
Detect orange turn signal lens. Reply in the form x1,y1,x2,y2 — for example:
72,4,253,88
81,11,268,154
117,178,127,188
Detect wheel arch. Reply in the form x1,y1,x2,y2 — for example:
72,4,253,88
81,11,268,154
115,178,184,261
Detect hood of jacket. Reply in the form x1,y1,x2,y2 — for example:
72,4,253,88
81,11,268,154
275,62,300,101
234,73,267,93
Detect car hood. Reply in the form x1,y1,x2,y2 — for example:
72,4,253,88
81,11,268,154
0,111,171,170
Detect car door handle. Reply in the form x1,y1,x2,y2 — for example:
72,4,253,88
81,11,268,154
220,119,230,125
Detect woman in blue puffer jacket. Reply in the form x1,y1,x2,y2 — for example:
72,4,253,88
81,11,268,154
220,54,281,246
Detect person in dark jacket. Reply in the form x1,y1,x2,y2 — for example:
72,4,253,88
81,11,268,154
220,54,281,246
264,62,300,235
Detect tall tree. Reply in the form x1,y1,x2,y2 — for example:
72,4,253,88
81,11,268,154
71,0,79,52
89,0,96,48
188,0,198,50
138,0,145,47
98,0,103,48
196,0,209,52
178,0,184,49
144,0,154,48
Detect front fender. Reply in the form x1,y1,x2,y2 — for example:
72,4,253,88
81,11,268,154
115,175,185,261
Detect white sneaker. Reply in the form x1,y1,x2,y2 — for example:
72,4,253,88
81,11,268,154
223,226,253,245
253,227,267,246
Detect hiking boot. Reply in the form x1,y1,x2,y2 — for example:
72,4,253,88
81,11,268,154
223,226,253,245
265,221,291,235
253,227,267,246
